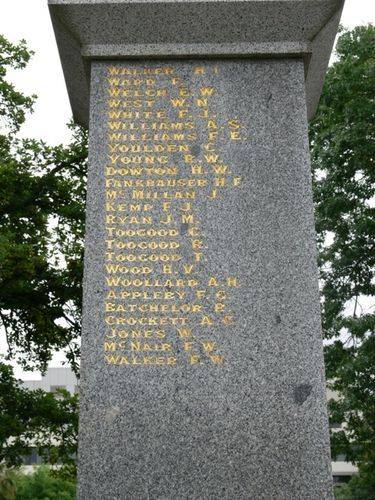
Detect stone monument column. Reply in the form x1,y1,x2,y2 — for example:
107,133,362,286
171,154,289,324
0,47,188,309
49,1,344,498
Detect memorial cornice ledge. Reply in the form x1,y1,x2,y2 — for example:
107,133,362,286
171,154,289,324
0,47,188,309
48,0,345,127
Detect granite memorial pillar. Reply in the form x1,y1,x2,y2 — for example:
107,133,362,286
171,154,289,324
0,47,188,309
49,1,344,498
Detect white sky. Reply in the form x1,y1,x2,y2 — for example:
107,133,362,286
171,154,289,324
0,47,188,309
0,0,374,379
0,0,374,145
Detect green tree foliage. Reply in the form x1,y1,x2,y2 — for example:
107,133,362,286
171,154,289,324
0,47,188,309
0,36,85,472
334,469,375,500
309,25,375,491
0,128,87,373
0,466,76,500
0,38,87,374
0,364,78,473
0,35,35,133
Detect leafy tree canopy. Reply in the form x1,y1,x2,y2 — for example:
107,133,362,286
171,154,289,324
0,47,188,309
0,35,35,133
0,37,87,375
310,24,375,492
0,364,77,473
0,35,84,475
0,465,76,499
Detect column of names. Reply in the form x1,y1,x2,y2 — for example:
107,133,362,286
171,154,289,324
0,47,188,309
103,64,245,367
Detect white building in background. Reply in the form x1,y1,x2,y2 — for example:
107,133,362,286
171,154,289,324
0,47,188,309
20,367,78,467
22,366,78,395
326,387,358,484
22,367,357,483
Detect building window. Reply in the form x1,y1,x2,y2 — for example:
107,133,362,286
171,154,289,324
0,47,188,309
23,448,42,466
333,475,352,485
330,422,342,429
334,453,348,462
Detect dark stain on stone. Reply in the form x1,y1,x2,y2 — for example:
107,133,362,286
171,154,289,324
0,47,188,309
180,223,189,235
191,144,200,156
275,314,281,324
294,384,312,405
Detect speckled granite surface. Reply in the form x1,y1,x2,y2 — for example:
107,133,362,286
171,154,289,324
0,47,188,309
77,59,333,499
48,0,344,126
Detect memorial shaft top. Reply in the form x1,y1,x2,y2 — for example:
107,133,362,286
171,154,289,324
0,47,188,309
49,0,344,126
